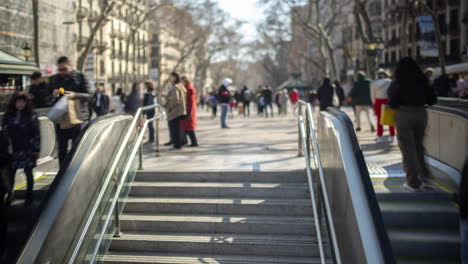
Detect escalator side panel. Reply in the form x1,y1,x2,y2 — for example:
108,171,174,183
317,109,395,264
17,115,133,264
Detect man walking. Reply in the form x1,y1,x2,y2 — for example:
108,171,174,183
50,56,91,166
92,87,109,116
240,85,252,117
29,71,53,108
349,72,375,132
218,78,232,128
262,85,274,118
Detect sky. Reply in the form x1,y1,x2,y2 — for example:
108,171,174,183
217,0,264,42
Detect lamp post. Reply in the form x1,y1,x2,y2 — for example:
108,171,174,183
23,42,31,62
365,40,384,77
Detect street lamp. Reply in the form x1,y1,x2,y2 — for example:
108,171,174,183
365,40,385,75
23,42,31,61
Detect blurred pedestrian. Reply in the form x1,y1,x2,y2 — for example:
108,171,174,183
454,74,468,98
181,76,198,147
262,86,274,118
433,73,450,97
209,91,218,119
289,88,299,106
257,93,265,116
276,89,288,115
49,56,91,166
350,71,375,132
318,77,334,111
218,78,232,128
92,87,109,116
29,71,53,108
143,81,156,144
371,69,395,143
388,57,437,191
333,81,345,109
240,85,252,117
1,92,40,206
166,72,186,149
125,83,142,115
110,88,125,113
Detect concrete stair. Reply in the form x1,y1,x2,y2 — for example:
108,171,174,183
104,171,322,263
373,178,461,263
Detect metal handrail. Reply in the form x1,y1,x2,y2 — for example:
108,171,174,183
68,103,165,263
293,100,340,263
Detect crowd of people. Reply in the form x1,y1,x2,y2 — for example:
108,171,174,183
200,84,301,125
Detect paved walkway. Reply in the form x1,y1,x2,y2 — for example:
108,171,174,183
142,108,304,172
142,106,405,178
340,107,405,179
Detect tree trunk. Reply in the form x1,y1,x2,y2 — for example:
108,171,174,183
32,0,40,66
124,29,135,92
410,16,418,58
76,2,115,71
400,2,409,57
431,1,446,74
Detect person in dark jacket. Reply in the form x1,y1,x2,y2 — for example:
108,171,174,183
333,81,345,108
49,56,91,166
459,158,468,263
262,86,274,118
318,78,334,111
388,57,437,191
218,78,232,128
433,74,450,97
1,92,40,206
125,83,142,115
350,72,375,132
29,71,53,108
143,81,155,144
92,87,109,116
240,85,252,117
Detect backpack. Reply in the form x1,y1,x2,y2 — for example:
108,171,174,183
243,90,252,101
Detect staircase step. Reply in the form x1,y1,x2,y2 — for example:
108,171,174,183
123,197,313,216
102,251,322,264
374,189,454,202
379,201,459,228
120,213,315,235
129,182,308,198
388,229,460,259
109,232,320,257
135,171,307,183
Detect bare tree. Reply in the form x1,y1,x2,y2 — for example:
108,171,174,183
32,0,39,65
76,0,115,71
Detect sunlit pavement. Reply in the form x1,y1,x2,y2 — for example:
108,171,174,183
339,107,405,179
142,107,304,172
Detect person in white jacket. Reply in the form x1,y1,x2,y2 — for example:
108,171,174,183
371,69,395,143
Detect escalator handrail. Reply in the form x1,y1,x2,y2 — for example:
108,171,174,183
68,104,165,263
293,100,339,263
325,107,395,263
88,113,162,263
16,113,130,264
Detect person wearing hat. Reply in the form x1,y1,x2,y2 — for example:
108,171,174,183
218,78,232,128
371,69,395,143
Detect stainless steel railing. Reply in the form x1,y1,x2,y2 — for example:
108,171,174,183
293,100,340,264
68,103,165,263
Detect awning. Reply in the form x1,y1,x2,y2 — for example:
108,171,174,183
0,49,38,75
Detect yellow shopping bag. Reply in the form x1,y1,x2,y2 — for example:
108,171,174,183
380,104,396,126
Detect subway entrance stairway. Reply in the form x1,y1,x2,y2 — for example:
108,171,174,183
3,103,464,263
103,171,322,264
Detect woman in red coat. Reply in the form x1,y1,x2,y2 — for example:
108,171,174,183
181,76,198,147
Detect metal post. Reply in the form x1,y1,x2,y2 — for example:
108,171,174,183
113,198,122,237
138,115,144,170
305,109,311,161
155,119,160,157
297,103,304,157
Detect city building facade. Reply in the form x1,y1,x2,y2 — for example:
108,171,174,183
73,0,150,94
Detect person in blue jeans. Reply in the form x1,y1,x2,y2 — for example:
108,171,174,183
218,78,232,128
